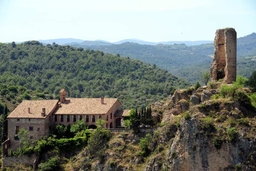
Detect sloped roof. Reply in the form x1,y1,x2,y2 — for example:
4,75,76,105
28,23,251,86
122,110,131,117
55,98,120,115
7,100,59,119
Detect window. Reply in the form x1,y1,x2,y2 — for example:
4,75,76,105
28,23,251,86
54,115,57,122
30,136,33,139
37,128,40,131
60,115,63,122
67,115,70,122
73,115,76,122
29,119,31,121
29,126,33,131
86,115,89,122
17,119,19,121
92,115,95,122
106,115,108,121
15,126,19,134
80,115,82,120
99,115,102,119
110,113,112,119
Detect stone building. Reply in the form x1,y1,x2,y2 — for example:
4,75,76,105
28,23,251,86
2,89,125,154
210,28,237,83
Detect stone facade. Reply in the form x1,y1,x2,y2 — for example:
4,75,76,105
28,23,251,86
210,28,237,83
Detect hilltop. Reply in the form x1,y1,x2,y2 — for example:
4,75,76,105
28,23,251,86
0,41,188,109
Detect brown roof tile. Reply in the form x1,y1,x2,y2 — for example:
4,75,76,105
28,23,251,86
55,98,120,115
7,100,59,119
122,110,131,117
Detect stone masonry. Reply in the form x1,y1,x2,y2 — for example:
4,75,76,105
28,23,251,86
210,28,237,84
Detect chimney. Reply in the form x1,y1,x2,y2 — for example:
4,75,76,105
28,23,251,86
28,108,31,114
59,89,66,103
41,108,46,116
101,96,104,104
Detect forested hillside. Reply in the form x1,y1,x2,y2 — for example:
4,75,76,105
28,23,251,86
70,33,256,83
0,41,189,109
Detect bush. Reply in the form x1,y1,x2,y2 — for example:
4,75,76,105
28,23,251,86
212,137,222,149
247,70,256,92
207,81,218,89
194,82,201,90
38,156,61,171
250,93,256,108
227,127,238,141
237,117,250,126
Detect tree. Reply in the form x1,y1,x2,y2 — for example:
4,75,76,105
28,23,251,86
87,126,111,160
247,70,256,92
201,71,210,85
18,128,30,149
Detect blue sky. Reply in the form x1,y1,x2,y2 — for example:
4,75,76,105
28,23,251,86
0,0,255,43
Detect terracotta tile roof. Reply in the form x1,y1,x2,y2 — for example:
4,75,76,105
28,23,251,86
55,98,120,115
122,110,131,117
7,100,59,119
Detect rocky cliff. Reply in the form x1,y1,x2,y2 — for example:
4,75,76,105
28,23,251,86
65,82,256,171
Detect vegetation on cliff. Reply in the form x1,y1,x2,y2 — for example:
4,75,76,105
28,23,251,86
3,73,256,170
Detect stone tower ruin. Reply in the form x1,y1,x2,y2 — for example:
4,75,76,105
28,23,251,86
210,28,237,84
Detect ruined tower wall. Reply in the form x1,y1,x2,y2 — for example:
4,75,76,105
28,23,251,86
210,28,237,84
224,29,237,83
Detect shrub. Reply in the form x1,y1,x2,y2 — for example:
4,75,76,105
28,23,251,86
200,117,214,129
184,112,191,120
247,70,256,92
208,81,218,89
227,127,238,141
138,133,152,157
194,82,201,90
216,115,227,122
250,93,256,108
237,117,250,126
38,156,61,171
228,117,237,127
212,136,222,149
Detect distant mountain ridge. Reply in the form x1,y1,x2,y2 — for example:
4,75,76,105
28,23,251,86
38,38,212,46
66,33,256,83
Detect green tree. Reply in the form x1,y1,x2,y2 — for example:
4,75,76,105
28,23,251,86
87,126,111,160
247,70,256,92
18,128,30,149
201,71,210,85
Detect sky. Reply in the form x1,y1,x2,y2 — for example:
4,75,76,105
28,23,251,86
0,0,256,43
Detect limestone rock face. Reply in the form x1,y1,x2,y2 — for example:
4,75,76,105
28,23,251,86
165,119,256,171
201,90,212,102
190,93,201,105
172,89,190,104
210,28,237,84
